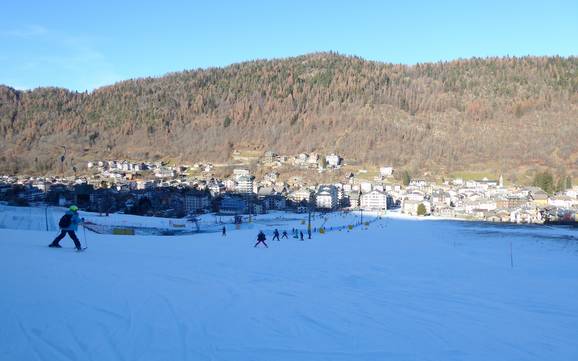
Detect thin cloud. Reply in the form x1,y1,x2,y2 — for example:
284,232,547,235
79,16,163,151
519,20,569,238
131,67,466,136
0,25,47,38
0,26,124,91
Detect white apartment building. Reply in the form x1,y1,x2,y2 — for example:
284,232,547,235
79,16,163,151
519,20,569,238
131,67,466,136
237,175,254,194
360,189,389,210
316,185,338,209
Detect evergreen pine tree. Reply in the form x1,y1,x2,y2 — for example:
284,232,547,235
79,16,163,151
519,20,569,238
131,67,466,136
402,171,411,186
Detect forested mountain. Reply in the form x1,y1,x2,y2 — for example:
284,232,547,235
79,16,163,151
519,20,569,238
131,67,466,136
1,52,577,177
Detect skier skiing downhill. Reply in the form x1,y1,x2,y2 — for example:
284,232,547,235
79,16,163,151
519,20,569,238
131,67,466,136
49,205,84,251
273,228,280,241
254,230,268,248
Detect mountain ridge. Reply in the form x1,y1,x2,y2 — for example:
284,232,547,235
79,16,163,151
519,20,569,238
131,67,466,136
1,52,577,177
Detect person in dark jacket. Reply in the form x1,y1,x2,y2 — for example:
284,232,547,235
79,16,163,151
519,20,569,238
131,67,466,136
222,226,226,236
254,230,268,248
49,205,83,250
272,229,280,241
281,230,288,239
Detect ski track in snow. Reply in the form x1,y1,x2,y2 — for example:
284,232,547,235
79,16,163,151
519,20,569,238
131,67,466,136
1,206,578,360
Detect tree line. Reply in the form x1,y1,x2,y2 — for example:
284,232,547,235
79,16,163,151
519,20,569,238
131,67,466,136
1,52,577,179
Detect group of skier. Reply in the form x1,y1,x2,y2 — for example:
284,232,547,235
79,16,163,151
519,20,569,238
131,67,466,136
221,226,305,248
48,206,308,251
254,228,304,248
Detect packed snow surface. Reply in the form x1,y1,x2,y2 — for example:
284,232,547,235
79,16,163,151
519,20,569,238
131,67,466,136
1,206,578,361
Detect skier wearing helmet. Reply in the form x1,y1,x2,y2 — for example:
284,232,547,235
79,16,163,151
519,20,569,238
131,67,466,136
49,205,84,251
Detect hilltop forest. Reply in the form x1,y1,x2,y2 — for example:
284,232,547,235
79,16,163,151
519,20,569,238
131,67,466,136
1,52,577,179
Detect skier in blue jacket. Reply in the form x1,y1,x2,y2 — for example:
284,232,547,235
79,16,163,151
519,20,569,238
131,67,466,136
49,205,83,250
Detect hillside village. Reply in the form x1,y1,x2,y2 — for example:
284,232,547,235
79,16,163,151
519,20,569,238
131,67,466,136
1,150,577,225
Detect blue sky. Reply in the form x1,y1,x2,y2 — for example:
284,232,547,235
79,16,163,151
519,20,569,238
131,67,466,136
1,0,577,91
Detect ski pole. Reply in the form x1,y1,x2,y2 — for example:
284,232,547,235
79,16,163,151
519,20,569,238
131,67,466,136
83,225,88,249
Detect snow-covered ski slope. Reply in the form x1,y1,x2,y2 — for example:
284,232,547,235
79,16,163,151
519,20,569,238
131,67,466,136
1,208,578,361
